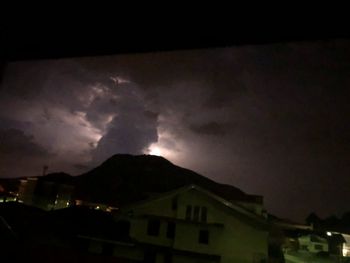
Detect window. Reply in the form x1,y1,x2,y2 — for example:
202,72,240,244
166,222,176,239
201,206,207,222
147,219,160,236
198,230,209,244
171,197,178,210
193,206,200,221
185,205,192,220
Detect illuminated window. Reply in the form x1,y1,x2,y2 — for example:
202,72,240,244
185,205,192,220
198,230,209,244
147,219,160,236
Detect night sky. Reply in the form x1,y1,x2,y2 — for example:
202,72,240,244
1,39,350,222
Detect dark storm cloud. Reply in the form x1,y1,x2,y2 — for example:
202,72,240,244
0,128,50,157
189,121,228,136
0,128,53,178
0,116,33,132
91,82,159,164
0,59,160,170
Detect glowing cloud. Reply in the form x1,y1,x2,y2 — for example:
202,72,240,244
148,145,162,156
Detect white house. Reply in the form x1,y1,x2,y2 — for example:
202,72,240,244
298,234,329,253
113,184,269,263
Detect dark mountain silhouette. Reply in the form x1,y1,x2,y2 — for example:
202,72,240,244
73,154,259,206
1,154,260,207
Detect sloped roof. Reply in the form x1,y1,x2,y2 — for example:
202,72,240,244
121,184,268,229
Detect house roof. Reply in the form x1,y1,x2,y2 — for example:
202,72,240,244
120,184,268,230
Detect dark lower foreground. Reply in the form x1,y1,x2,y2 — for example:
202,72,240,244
0,199,273,263
284,251,350,263
1,190,348,262
1,243,137,263
0,238,269,263
0,181,274,263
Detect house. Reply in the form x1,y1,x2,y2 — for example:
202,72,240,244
298,234,329,253
268,217,313,252
325,231,350,258
111,184,269,263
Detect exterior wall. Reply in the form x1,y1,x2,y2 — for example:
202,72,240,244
177,190,268,263
120,188,268,263
129,216,174,248
342,234,350,257
87,239,144,261
113,245,144,261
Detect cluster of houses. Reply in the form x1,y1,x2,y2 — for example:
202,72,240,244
0,176,349,263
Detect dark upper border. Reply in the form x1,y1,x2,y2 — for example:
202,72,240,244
2,23,350,61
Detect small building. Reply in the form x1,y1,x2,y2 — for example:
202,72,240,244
17,174,75,210
298,234,329,253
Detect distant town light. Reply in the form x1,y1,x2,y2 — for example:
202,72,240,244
66,201,70,206
327,231,332,236
96,206,100,210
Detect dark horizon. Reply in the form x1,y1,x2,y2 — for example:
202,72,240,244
1,39,350,222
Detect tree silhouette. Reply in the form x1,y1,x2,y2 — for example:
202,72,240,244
306,212,321,227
